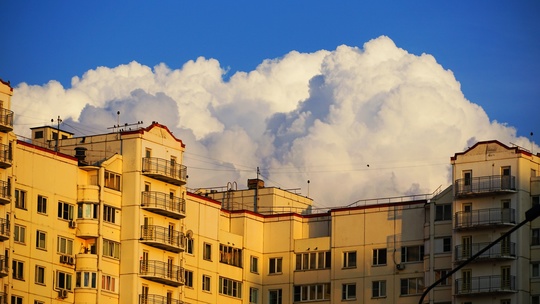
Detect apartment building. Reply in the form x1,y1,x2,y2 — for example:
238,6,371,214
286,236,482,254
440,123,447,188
1,78,540,304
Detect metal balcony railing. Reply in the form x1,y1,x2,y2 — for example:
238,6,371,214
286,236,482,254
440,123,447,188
139,260,184,287
138,294,185,304
455,275,515,295
0,292,7,304
454,208,515,230
142,157,187,185
0,108,13,132
0,218,9,241
0,180,10,205
140,225,185,253
141,191,186,219
455,242,516,262
0,144,12,168
0,255,8,277
454,175,516,197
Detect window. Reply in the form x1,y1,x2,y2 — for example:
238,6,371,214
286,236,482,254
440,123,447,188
103,205,117,224
12,260,24,280
101,274,117,292
36,230,47,250
34,130,43,139
295,251,331,270
58,201,74,220
104,170,121,190
250,287,258,303
202,275,211,292
76,271,97,288
219,244,242,267
501,299,510,304
184,270,193,287
219,277,242,298
11,296,22,304
343,251,357,268
294,283,331,301
186,238,194,254
37,195,47,214
14,225,26,244
533,295,540,304
57,236,73,255
269,257,283,274
203,243,212,261
342,283,356,300
534,196,540,207
250,256,259,273
35,265,45,285
533,229,540,246
103,239,120,259
435,269,451,286
401,245,424,263
400,277,424,295
78,203,98,219
533,262,540,278
435,203,452,221
15,189,26,209
269,289,282,304
372,248,387,266
34,300,45,304
56,271,73,290
435,237,452,254
372,280,386,298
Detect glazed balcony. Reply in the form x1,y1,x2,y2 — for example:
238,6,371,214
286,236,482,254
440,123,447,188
140,225,185,253
138,294,185,304
0,108,13,132
0,180,10,205
75,219,99,239
142,157,187,186
0,255,8,277
0,218,9,241
454,175,516,198
455,242,516,262
141,191,186,219
139,260,184,287
0,144,12,168
455,275,516,295
454,208,515,230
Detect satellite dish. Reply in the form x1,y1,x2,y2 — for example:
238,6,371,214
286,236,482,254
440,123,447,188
186,230,194,240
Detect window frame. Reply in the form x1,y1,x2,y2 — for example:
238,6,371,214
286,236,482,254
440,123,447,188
343,251,357,268
15,189,27,210
400,277,424,296
56,270,73,290
14,224,26,244
35,265,46,285
249,287,258,304
269,289,282,304
401,245,424,263
36,230,47,250
342,283,356,300
101,274,117,293
103,205,117,224
103,239,120,259
57,201,74,221
218,276,243,299
269,257,283,274
372,248,387,266
219,244,242,267
37,195,47,214
533,229,540,246
435,203,452,221
57,236,74,255
203,243,212,261
184,269,194,288
372,280,386,298
104,170,121,191
250,255,259,274
202,275,211,292
12,260,24,280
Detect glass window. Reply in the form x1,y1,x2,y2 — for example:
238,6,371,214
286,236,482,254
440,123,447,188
35,265,45,285
36,230,47,250
37,195,47,214
58,201,74,220
15,189,27,209
372,281,386,298
103,239,120,259
14,225,25,244
372,248,387,266
343,251,357,268
269,257,283,274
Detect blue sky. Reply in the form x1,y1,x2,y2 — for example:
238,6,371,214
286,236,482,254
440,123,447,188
1,2,538,139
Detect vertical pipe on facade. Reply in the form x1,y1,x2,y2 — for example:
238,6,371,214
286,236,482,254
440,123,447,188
97,166,105,301
428,199,435,303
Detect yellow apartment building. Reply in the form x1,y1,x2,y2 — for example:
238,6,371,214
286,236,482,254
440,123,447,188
0,78,539,304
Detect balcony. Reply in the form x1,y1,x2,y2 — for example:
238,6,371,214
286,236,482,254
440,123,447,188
0,218,9,241
141,191,186,219
455,275,516,295
139,260,184,287
142,157,187,186
0,180,10,205
0,255,8,277
0,292,6,304
454,175,516,198
454,208,515,230
75,253,98,271
0,108,13,132
139,294,185,304
75,219,99,239
0,144,12,168
455,242,516,262
140,225,185,253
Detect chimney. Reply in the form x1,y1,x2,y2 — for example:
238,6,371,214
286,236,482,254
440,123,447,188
74,147,88,165
247,178,264,190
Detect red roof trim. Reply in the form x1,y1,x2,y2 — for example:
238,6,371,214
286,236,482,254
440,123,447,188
121,122,185,148
0,79,13,91
17,140,79,162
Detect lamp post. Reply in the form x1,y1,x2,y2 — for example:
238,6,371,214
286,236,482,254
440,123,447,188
419,204,540,304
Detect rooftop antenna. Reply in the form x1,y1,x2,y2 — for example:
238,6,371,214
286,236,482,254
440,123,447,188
51,116,62,152
107,110,144,133
531,132,534,155
307,180,310,197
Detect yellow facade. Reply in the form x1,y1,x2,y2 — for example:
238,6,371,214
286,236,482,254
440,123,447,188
1,78,539,304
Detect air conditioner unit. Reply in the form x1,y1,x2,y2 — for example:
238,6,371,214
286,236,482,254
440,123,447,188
396,263,405,270
68,256,75,265
60,255,68,264
69,220,77,228
58,289,68,298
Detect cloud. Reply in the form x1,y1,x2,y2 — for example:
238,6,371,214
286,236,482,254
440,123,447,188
11,36,537,207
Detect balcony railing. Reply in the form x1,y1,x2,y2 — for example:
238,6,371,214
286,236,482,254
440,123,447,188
0,255,8,277
454,175,516,197
0,108,13,132
139,260,184,287
454,208,515,230
455,242,516,262
140,225,185,253
455,275,516,295
141,191,186,219
142,157,187,186
0,218,9,241
0,144,12,168
138,294,185,304
0,292,7,304
0,180,10,205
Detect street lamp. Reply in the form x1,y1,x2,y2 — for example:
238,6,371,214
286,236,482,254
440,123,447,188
419,204,540,304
